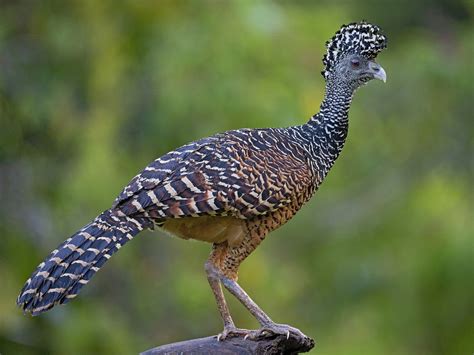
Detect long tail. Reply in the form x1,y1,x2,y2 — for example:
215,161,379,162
17,210,148,315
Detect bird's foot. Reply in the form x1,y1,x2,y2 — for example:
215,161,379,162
244,322,308,343
217,326,251,341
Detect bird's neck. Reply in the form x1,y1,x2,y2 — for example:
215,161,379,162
305,78,354,164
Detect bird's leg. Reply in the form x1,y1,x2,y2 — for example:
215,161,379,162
208,236,308,343
205,262,234,328
220,276,307,341
205,247,249,340
220,276,272,325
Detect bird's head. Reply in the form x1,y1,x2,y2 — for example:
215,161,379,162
322,21,388,90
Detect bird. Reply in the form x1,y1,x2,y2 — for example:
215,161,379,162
18,21,387,341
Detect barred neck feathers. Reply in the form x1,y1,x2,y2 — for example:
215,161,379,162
301,21,387,173
305,76,354,166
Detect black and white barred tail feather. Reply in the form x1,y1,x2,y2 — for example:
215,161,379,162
17,210,147,315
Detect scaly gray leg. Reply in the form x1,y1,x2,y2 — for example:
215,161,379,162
206,239,308,342
221,276,307,341
205,261,249,340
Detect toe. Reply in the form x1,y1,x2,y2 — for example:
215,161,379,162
217,326,250,341
259,323,308,342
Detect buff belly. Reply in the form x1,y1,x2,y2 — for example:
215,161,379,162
162,216,246,247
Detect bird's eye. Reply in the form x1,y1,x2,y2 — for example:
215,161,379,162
351,58,360,67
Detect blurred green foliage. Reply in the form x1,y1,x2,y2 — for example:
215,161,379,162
1,1,473,354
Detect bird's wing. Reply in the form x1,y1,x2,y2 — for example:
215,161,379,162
112,136,219,207
114,129,313,221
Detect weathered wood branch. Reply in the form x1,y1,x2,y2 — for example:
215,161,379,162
141,333,315,355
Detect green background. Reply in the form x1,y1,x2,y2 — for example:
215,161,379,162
1,1,472,354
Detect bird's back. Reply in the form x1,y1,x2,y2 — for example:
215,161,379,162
114,127,318,232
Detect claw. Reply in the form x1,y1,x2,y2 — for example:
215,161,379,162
217,324,307,343
254,323,308,343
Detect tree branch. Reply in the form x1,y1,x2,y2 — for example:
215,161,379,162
141,333,315,354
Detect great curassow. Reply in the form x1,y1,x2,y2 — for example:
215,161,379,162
18,21,387,341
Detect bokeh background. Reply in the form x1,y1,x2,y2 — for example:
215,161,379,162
1,1,472,354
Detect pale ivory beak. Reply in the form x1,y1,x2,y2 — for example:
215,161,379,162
368,61,387,83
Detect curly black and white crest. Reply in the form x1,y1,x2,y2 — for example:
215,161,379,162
322,21,387,79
